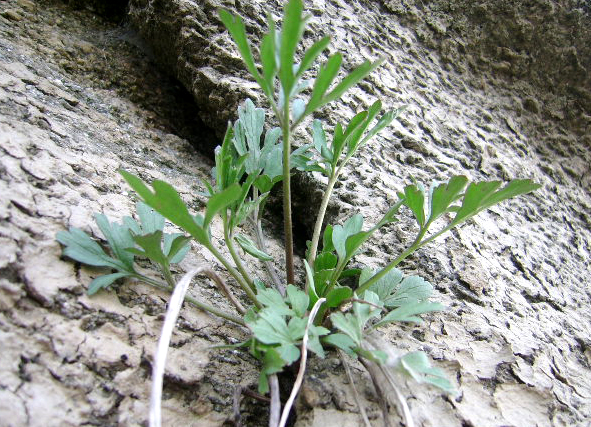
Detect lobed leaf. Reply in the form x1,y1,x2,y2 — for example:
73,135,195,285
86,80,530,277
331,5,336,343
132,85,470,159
57,228,126,270
375,300,444,327
95,214,136,271
88,272,131,296
120,170,210,244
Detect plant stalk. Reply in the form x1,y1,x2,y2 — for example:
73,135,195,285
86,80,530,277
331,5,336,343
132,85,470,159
281,107,295,285
206,243,262,308
306,172,339,275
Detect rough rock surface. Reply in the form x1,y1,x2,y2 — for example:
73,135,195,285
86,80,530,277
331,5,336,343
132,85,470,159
1,0,590,427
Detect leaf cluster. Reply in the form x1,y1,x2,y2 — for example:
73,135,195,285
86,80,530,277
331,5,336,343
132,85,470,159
56,202,190,294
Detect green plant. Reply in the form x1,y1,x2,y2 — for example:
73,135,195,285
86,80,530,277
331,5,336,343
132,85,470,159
57,1,541,425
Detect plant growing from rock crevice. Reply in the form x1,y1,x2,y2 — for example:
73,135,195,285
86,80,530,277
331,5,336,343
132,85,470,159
57,1,541,426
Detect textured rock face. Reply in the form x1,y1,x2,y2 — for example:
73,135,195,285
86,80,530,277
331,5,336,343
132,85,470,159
1,1,590,427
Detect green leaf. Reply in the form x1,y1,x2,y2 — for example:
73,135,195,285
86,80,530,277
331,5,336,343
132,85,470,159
88,272,131,296
136,201,165,234
322,225,335,253
398,351,453,392
279,0,305,99
259,348,286,393
218,9,268,95
163,233,191,264
120,170,209,244
286,284,309,317
304,259,320,306
128,230,167,266
256,287,293,316
204,183,242,229
427,176,468,224
384,275,433,308
402,183,426,228
332,214,363,260
322,59,383,107
360,267,403,301
325,286,353,308
260,13,277,90
314,251,337,271
95,214,136,270
451,179,541,227
57,228,126,270
296,36,330,80
235,233,273,261
375,300,444,326
305,53,342,115
323,333,357,356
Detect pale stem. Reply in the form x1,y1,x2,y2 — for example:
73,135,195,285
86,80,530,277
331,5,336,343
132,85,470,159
150,268,200,427
268,374,281,427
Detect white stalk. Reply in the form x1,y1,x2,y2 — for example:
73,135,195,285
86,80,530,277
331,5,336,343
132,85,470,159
149,267,202,427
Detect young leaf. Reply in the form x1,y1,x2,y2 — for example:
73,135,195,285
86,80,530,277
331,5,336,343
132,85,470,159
375,300,444,327
235,233,273,261
292,98,306,122
398,351,453,392
286,284,309,317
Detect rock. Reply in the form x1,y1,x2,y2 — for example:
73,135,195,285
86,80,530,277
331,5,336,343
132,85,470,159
1,10,23,22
